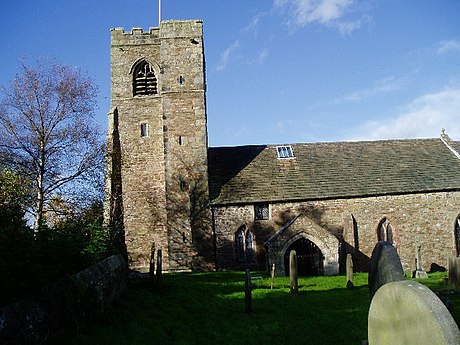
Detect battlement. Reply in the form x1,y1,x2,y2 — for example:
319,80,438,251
111,20,202,46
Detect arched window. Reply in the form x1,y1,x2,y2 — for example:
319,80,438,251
133,60,158,96
234,225,256,263
377,217,394,244
455,215,460,256
235,226,245,262
245,231,255,262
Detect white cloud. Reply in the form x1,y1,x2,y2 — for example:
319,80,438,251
216,40,240,72
244,12,267,34
347,88,460,141
437,39,460,55
274,0,370,33
332,76,405,104
256,49,270,64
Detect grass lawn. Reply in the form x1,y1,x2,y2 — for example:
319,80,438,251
51,271,459,345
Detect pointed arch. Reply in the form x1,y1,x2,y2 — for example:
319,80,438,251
377,217,394,244
455,215,460,256
235,225,245,262
245,230,255,262
234,224,256,264
132,59,158,96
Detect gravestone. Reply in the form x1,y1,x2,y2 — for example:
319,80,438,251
448,255,460,289
156,248,162,285
413,236,428,279
346,253,354,289
270,263,275,290
290,250,298,294
368,280,460,345
368,241,404,298
149,241,155,283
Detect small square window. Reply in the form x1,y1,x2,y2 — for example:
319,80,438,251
140,123,148,137
276,146,294,159
255,203,269,221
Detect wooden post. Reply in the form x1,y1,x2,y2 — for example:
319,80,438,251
245,269,252,313
270,263,275,290
290,250,298,294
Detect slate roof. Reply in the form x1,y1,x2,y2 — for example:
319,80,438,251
207,138,460,206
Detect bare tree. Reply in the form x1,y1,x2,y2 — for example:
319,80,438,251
0,59,104,230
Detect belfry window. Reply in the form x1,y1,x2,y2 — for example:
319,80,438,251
133,60,158,96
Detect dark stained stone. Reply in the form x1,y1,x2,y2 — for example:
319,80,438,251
368,241,404,298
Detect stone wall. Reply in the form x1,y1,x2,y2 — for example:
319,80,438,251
106,20,212,271
0,255,127,345
213,191,460,273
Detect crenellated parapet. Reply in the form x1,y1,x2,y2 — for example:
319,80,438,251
111,20,203,46
111,27,160,46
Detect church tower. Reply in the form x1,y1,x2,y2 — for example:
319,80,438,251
106,20,212,271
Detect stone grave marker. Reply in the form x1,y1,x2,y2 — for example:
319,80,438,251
368,280,460,345
290,250,298,294
346,253,354,289
149,241,155,283
448,255,460,289
156,248,162,285
270,263,275,289
413,236,428,279
368,241,404,298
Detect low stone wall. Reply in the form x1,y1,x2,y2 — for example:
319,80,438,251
0,254,127,345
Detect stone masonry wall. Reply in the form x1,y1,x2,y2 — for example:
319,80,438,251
107,21,212,271
213,191,460,273
0,255,127,345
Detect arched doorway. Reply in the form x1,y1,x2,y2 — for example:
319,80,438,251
284,237,324,276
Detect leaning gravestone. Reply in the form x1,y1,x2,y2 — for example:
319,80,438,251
368,280,460,345
368,241,404,298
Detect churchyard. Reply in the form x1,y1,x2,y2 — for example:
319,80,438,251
50,271,460,345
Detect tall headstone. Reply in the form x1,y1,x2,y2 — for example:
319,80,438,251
290,250,298,294
270,263,275,290
156,248,163,285
346,253,354,289
368,280,460,345
448,255,460,289
413,236,428,279
149,241,155,283
368,241,404,298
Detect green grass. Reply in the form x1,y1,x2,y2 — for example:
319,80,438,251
51,272,459,345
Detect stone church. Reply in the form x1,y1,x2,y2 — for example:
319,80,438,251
105,19,460,275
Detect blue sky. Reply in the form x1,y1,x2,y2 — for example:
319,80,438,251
1,0,460,147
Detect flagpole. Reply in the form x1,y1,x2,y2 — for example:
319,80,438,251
158,0,161,26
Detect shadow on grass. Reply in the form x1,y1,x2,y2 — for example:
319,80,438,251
50,272,457,345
